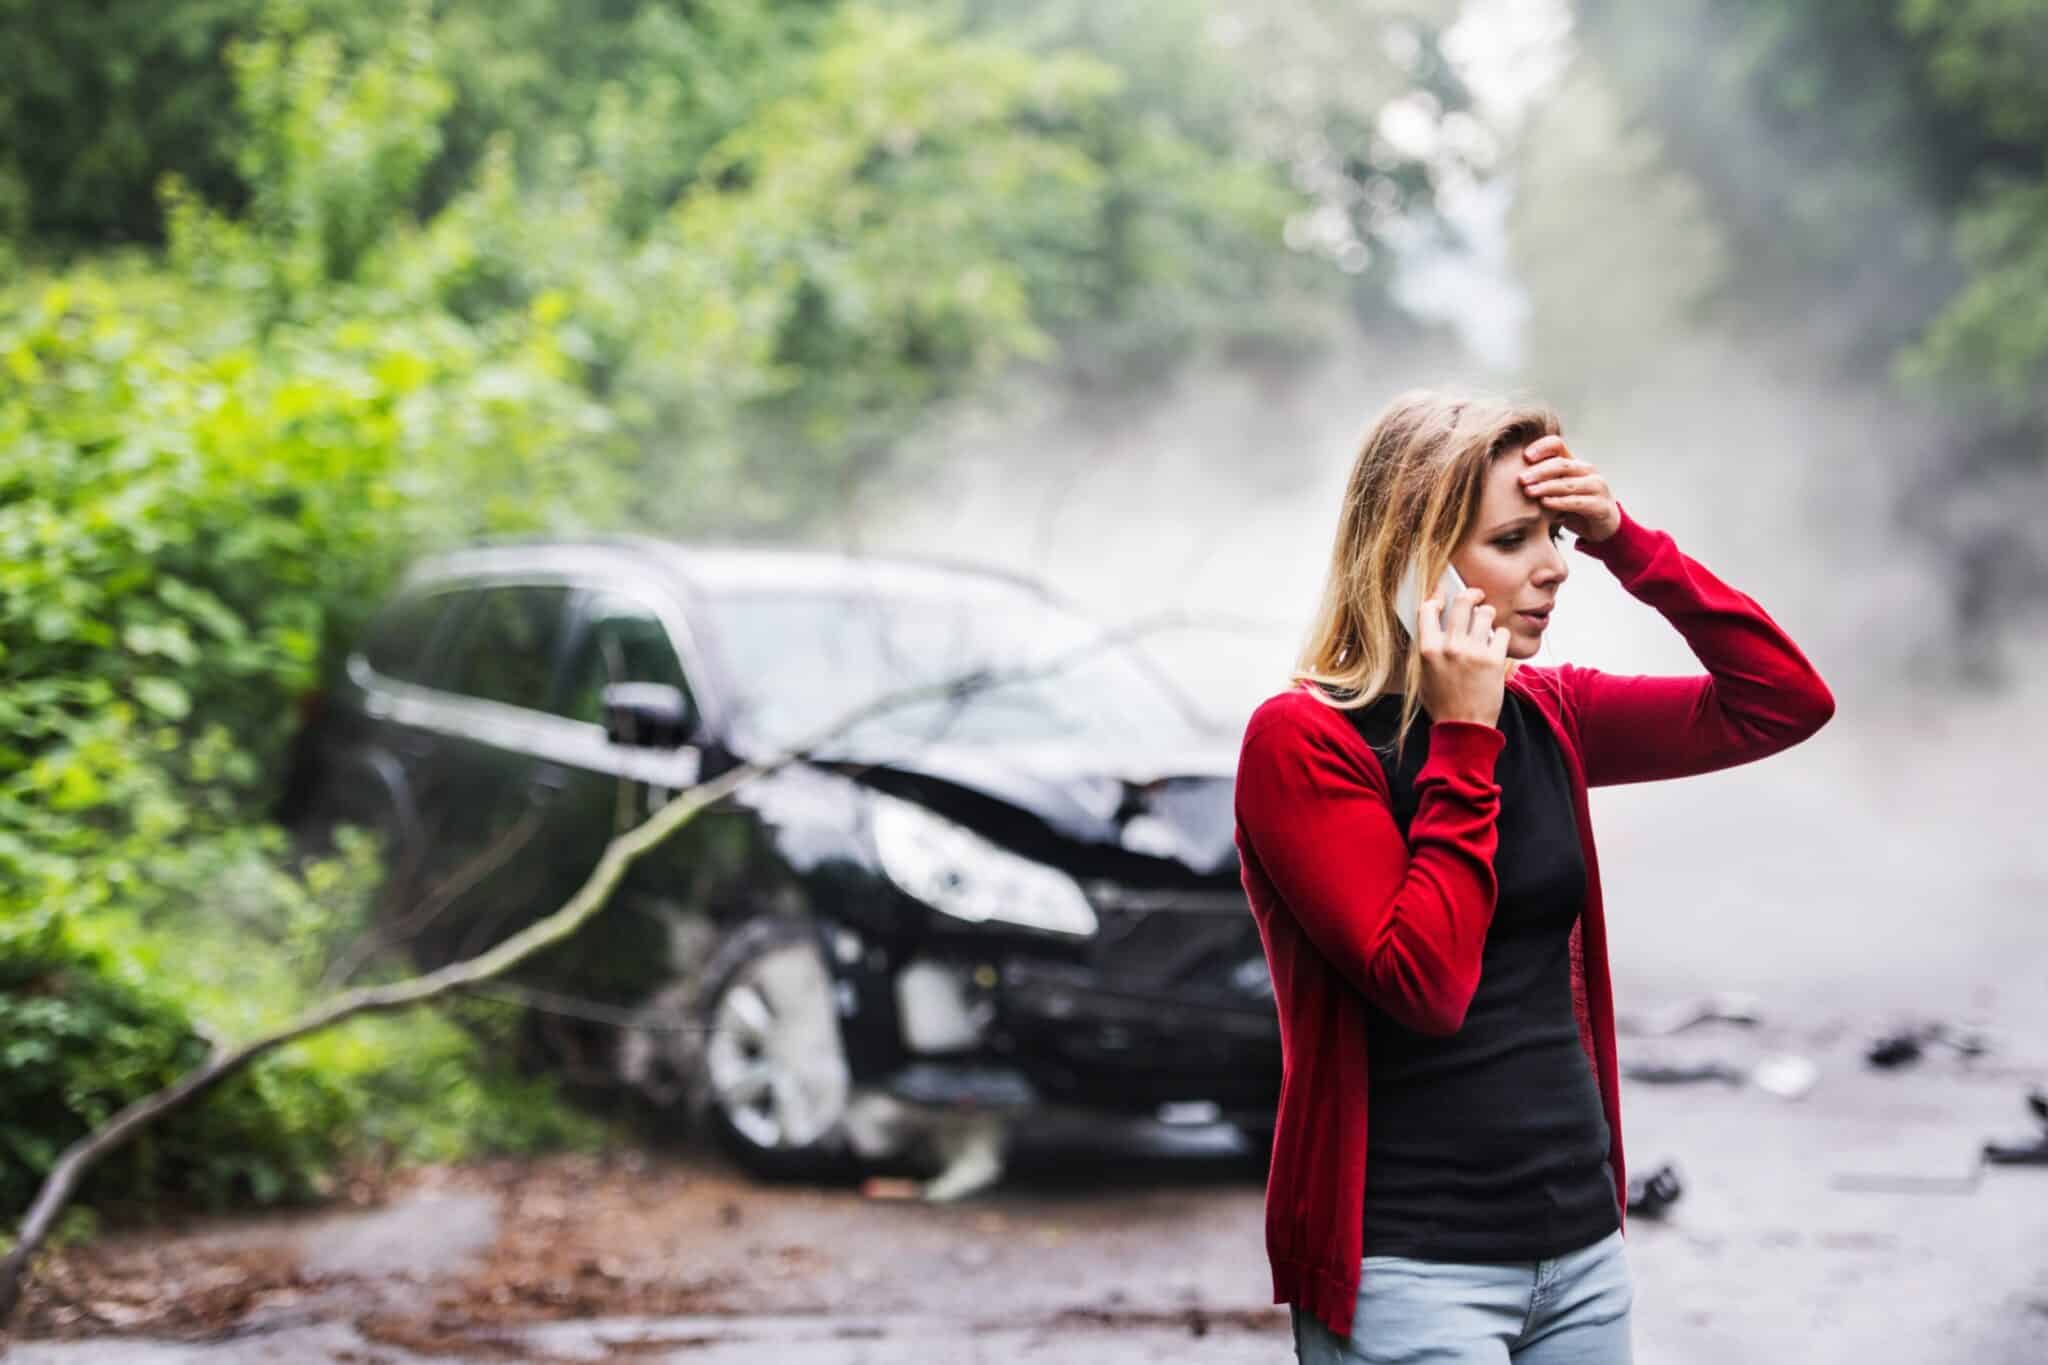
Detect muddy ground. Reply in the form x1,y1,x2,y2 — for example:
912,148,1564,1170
8,1008,2047,1365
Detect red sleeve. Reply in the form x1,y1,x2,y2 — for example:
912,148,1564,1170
1561,502,1836,787
1234,693,1506,1036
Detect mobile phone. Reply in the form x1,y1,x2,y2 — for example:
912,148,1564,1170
1394,558,1469,636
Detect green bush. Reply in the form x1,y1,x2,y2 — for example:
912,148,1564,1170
1,875,610,1228
0,906,348,1220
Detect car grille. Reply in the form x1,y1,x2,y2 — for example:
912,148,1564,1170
999,881,1280,1103
1078,881,1270,1000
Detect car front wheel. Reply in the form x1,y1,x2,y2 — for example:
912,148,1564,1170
694,917,857,1181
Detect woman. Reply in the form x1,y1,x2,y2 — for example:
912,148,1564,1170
1233,392,1835,1363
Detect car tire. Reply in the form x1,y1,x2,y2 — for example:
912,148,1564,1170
691,916,860,1182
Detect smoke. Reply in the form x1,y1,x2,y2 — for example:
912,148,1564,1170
838,325,1485,731
827,0,2048,1033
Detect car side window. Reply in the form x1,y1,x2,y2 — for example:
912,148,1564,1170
361,589,459,684
439,585,571,711
555,593,693,728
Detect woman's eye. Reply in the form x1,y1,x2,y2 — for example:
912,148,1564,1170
1496,526,1565,550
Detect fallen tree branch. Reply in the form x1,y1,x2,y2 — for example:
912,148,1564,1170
318,799,547,991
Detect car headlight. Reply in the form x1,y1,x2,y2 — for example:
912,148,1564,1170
869,792,1098,937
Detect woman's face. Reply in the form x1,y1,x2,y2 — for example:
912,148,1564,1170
1449,449,1572,660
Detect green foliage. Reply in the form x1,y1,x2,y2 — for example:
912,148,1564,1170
420,0,839,226
364,2,1322,527
0,881,608,1225
1577,0,2048,456
0,904,350,1218
0,0,826,248
1900,0,2048,145
0,0,264,244
639,7,1128,516
1902,180,2048,420
0,256,619,914
228,4,454,292
1574,0,1972,355
959,0,1469,364
1,144,619,1222
1887,1,2048,430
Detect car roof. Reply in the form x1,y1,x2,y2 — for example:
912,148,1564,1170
400,535,1056,604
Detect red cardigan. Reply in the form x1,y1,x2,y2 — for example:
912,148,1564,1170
1232,502,1835,1339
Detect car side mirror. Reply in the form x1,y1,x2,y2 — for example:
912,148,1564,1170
601,682,694,748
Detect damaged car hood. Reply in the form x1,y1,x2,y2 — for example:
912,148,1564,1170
811,736,1241,877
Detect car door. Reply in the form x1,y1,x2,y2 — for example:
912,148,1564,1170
510,584,712,1000
398,580,577,970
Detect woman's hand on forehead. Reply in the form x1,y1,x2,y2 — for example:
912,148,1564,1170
1518,436,1620,544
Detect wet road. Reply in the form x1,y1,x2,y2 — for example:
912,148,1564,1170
10,1011,2047,1364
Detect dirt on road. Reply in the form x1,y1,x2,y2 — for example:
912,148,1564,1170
7,1013,2048,1364
10,1131,1285,1362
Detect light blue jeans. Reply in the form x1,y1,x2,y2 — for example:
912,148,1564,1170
1292,1230,1633,1364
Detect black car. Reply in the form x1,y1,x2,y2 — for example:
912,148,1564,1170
283,537,1279,1180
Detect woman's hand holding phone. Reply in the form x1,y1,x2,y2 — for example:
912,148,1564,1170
1416,586,1509,727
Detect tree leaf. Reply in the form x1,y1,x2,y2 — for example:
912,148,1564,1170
134,679,191,720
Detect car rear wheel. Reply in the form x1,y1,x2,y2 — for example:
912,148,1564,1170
694,917,857,1181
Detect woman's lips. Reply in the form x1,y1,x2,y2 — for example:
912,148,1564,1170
1518,610,1552,628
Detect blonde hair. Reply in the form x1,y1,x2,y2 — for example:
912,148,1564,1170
1293,389,1562,764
